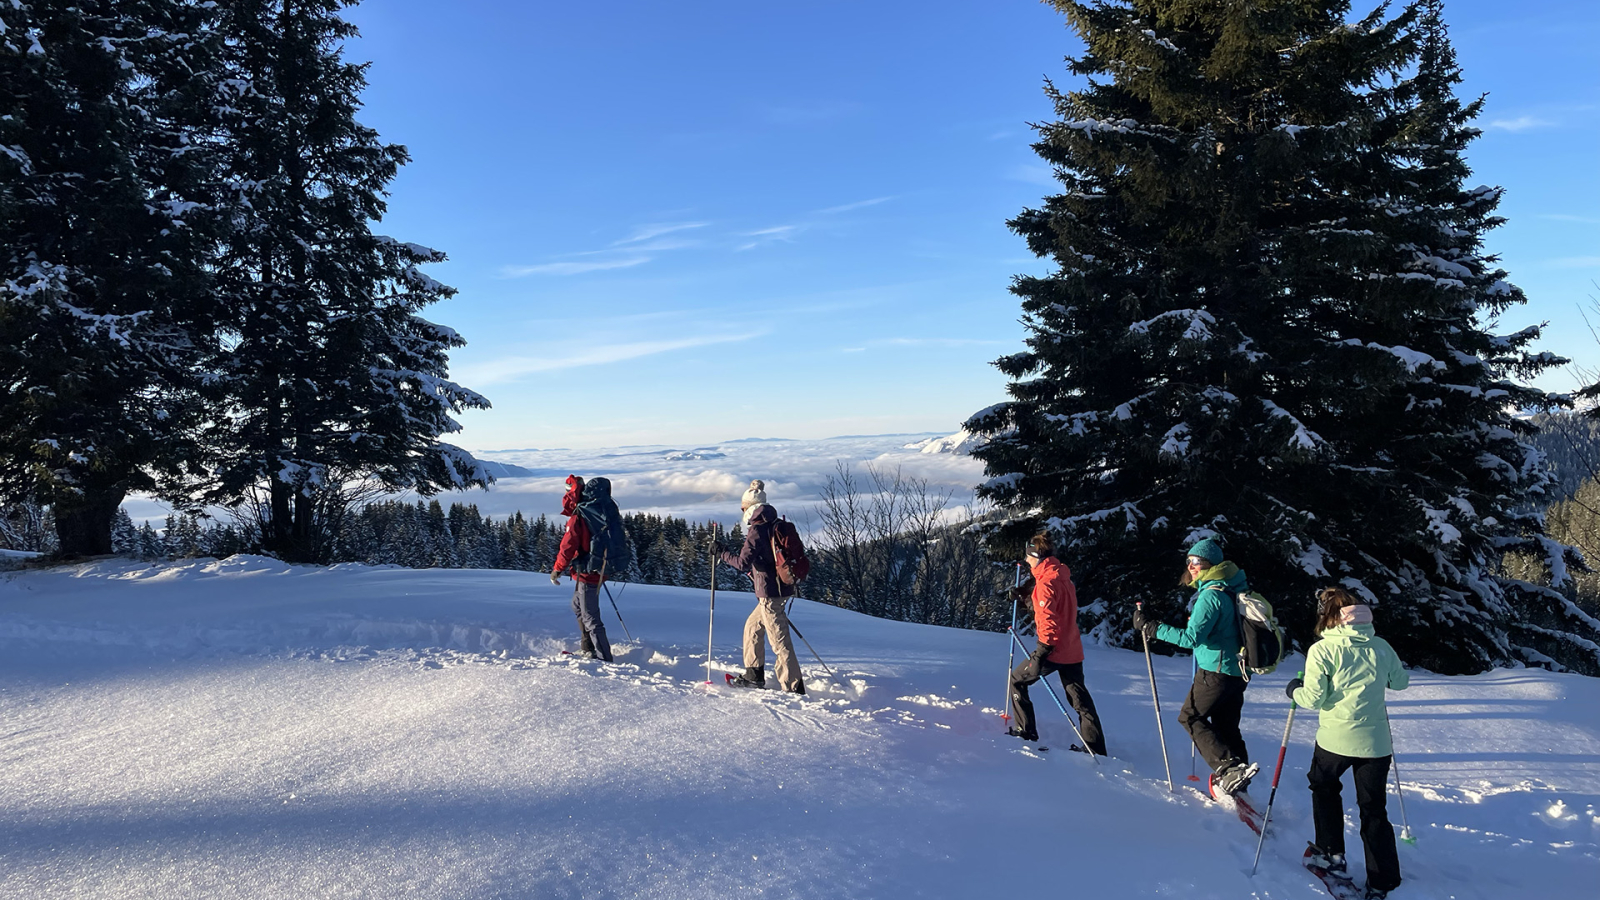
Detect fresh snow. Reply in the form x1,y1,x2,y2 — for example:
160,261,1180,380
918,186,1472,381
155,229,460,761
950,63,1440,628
2,558,1596,899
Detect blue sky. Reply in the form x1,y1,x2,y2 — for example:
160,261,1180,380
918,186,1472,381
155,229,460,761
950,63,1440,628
342,0,1600,451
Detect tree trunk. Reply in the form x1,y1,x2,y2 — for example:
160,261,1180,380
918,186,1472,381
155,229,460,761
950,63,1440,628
53,486,126,557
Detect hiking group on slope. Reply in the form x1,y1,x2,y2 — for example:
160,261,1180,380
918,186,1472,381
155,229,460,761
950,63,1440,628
550,474,1409,898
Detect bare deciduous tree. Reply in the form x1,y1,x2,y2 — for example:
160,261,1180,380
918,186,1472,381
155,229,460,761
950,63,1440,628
810,462,1010,630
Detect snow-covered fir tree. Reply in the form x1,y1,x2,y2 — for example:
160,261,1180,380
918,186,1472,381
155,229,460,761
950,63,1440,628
195,0,490,562
966,0,1594,674
0,0,220,555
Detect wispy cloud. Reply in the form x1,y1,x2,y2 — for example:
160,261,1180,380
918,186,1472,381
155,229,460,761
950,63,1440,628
737,198,893,251
498,257,651,278
615,222,709,245
737,224,802,251
870,337,1010,348
460,332,767,384
1540,214,1600,225
1543,256,1600,269
814,196,892,216
1487,115,1556,132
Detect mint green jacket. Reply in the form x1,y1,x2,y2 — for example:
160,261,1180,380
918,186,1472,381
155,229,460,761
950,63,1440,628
1291,623,1409,758
1154,561,1246,678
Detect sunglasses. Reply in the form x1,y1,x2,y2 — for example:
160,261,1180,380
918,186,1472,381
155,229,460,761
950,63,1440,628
1186,556,1209,567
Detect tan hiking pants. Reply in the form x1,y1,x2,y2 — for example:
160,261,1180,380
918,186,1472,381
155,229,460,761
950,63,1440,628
743,595,803,691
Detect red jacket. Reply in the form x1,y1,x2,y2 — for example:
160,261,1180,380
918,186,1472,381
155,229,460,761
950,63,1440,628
1032,557,1083,665
553,475,600,585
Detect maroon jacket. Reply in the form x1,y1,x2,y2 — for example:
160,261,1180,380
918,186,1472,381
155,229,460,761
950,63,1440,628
719,504,794,599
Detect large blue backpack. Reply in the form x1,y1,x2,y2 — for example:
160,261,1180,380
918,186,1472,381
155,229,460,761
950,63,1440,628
575,477,631,575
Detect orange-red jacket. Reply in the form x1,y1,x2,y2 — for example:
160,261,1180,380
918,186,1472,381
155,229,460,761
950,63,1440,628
553,475,601,585
1032,556,1083,665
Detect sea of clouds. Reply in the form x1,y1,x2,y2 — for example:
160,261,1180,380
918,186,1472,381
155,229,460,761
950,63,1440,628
123,432,988,532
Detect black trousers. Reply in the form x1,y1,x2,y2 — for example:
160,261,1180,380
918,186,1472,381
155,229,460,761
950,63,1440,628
1309,744,1401,892
572,582,613,661
1178,668,1248,772
1008,658,1107,756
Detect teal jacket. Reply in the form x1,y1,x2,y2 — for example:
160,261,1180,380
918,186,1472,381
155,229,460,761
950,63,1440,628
1291,623,1409,758
1155,561,1245,678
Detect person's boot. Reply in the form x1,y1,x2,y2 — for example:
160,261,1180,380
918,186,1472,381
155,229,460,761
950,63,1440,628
1214,759,1260,794
730,666,765,688
1005,726,1040,742
1305,844,1348,878
787,680,806,696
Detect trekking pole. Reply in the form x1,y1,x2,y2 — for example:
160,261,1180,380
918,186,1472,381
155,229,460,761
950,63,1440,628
1002,563,1022,722
785,596,848,696
705,524,718,685
1188,656,1201,782
1007,630,1098,764
1385,707,1415,844
789,616,850,696
1137,601,1174,792
600,581,634,642
594,551,633,642
1251,669,1304,876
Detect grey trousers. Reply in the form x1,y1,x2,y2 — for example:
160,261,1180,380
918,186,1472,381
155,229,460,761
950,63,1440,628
743,596,802,691
572,581,612,661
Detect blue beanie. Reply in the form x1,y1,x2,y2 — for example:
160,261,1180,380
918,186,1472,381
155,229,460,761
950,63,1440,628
1186,538,1224,564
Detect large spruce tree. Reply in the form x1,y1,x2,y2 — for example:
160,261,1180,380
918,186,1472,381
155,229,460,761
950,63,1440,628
0,1,219,555
197,0,490,562
967,0,1595,674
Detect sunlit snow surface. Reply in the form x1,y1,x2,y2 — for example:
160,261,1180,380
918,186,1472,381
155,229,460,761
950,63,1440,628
2,557,1596,898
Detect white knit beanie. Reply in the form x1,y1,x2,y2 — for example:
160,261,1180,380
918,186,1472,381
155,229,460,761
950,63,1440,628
740,479,767,511
740,479,768,526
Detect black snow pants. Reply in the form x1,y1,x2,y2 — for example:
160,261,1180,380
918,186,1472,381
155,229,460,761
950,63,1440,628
1308,743,1402,893
572,581,613,661
1008,658,1107,756
1178,668,1248,772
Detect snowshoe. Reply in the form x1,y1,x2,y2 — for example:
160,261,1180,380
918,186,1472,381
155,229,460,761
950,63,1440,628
1304,843,1360,900
1214,760,1260,794
1005,726,1040,743
725,670,766,689
1362,889,1388,900
1304,845,1347,877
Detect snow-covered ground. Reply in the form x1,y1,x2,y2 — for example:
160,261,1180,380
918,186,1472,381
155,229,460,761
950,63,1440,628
2,557,1595,899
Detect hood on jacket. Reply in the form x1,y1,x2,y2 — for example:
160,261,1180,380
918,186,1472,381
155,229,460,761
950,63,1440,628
1193,560,1245,592
561,475,583,516
1318,622,1376,644
745,503,776,526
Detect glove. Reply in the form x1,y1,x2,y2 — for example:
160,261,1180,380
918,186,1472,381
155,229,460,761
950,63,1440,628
1133,608,1159,640
550,571,561,585
1010,576,1036,600
1030,642,1053,663
1285,677,1304,700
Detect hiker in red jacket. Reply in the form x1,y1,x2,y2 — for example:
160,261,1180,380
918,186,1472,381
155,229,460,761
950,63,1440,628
1007,532,1106,755
551,475,611,661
